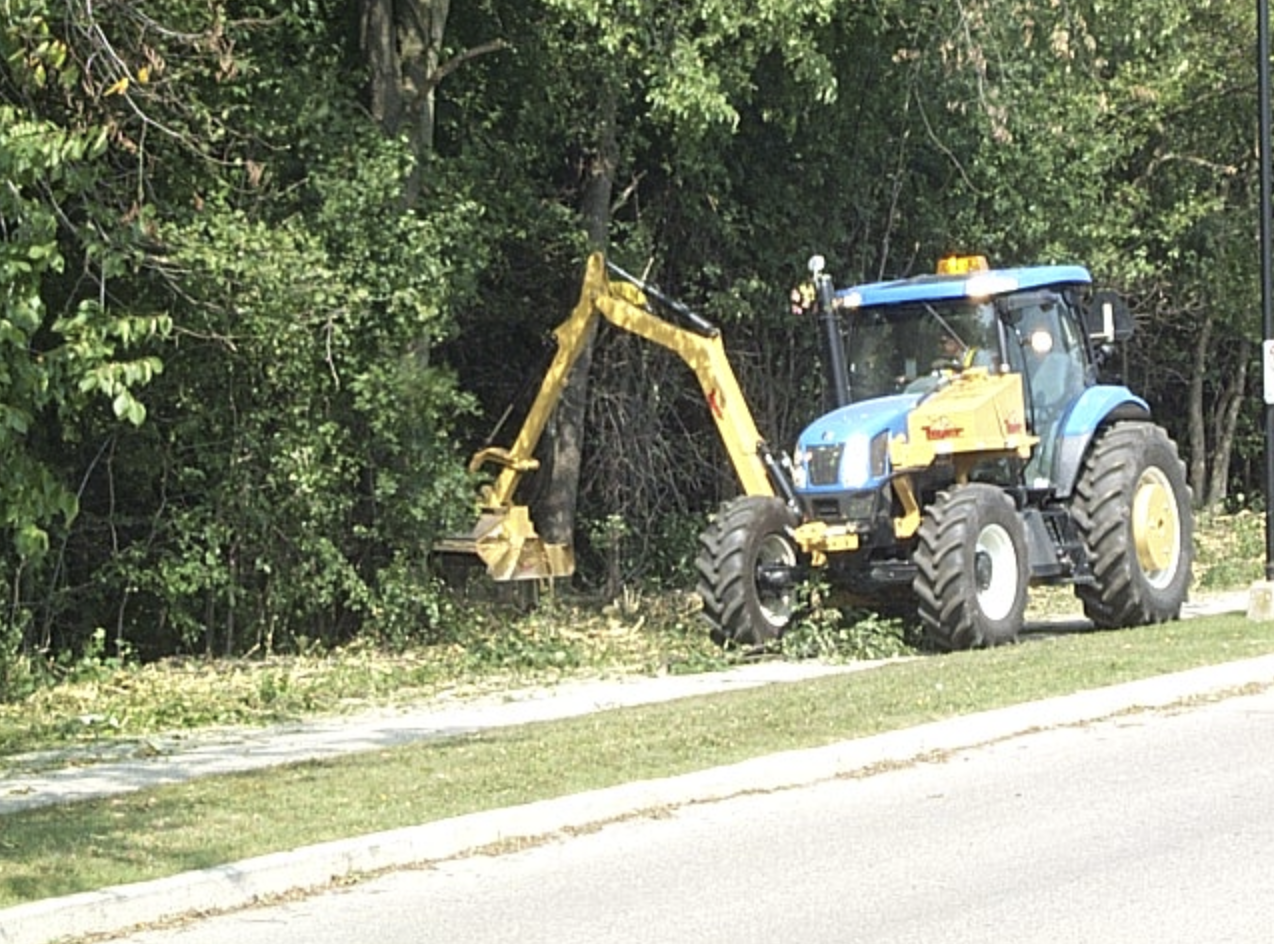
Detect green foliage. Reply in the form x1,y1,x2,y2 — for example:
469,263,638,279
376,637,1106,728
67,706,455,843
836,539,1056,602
0,3,490,689
779,580,916,662
0,615,34,704
644,513,708,587
1195,511,1265,590
54,626,134,685
0,104,162,558
0,0,1265,688
539,0,837,135
0,6,173,688
88,127,483,658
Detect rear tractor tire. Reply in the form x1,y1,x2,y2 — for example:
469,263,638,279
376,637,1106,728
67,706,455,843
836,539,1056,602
913,484,1029,651
1072,423,1192,628
696,496,800,648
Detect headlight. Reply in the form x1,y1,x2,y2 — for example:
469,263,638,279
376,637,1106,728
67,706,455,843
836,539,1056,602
840,435,869,488
792,450,808,489
869,430,889,478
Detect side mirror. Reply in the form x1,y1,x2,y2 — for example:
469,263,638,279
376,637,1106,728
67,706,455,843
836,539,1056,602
1084,290,1134,343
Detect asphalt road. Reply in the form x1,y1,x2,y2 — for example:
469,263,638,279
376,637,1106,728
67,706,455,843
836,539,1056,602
121,684,1274,944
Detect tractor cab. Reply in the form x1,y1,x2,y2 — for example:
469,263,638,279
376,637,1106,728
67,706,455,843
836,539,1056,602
795,255,1108,505
835,256,1094,427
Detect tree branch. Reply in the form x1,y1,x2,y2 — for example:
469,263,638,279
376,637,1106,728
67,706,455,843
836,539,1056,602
422,39,510,95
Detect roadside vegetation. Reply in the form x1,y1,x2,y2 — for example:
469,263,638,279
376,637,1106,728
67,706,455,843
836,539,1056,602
1,1,1265,691
3,0,1271,910
0,511,1263,759
3,608,1273,908
0,513,1268,907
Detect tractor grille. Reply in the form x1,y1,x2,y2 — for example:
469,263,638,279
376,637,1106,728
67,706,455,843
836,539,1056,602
811,498,842,521
810,492,879,524
806,445,844,487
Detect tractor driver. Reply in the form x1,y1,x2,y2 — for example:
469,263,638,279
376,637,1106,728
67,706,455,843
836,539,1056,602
933,329,979,371
937,330,965,366
904,328,980,393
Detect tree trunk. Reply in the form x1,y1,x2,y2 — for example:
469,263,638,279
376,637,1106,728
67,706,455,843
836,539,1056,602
362,0,402,133
403,0,448,204
1205,338,1250,509
1186,311,1211,505
537,91,618,550
360,0,451,205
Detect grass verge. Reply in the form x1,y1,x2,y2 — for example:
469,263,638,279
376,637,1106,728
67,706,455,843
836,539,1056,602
2,612,1273,907
0,594,730,758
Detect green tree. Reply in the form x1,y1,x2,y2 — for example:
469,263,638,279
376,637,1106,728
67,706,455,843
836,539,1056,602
891,0,1259,508
2,2,486,679
1,5,169,684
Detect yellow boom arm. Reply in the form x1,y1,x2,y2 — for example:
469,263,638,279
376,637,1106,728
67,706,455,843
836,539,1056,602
438,252,777,581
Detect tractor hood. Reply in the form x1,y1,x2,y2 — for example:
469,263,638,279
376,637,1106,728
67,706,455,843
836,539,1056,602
889,370,1037,470
793,394,921,492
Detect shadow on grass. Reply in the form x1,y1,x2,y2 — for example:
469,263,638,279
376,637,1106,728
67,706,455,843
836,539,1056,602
0,791,248,903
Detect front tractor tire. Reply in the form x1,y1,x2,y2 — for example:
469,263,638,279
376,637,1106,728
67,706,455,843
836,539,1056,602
697,496,800,648
1072,423,1192,628
913,484,1029,651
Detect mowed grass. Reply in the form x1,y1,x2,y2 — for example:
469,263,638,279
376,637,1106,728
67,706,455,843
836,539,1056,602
2,611,1273,907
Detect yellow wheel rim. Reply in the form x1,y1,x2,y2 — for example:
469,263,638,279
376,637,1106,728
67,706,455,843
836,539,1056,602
1132,467,1179,585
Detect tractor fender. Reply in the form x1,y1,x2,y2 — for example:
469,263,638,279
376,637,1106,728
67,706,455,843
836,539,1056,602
1049,386,1151,498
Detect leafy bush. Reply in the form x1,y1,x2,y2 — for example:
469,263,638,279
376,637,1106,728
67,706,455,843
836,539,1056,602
774,596,917,662
1195,510,1265,590
0,8,487,684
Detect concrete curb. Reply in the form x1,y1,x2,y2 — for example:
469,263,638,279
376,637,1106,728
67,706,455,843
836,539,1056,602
4,652,1273,944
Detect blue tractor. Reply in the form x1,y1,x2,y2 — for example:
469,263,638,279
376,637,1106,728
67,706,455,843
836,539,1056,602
696,254,1193,650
